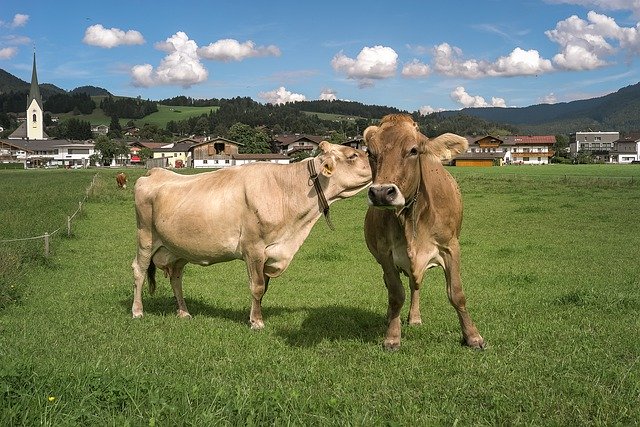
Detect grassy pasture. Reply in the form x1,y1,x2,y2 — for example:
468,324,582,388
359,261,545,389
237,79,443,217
1,165,639,425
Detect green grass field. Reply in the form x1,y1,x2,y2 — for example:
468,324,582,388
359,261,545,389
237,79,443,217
1,165,639,425
57,104,216,127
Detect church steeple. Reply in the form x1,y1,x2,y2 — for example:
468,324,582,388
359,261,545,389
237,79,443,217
26,50,45,140
29,51,43,110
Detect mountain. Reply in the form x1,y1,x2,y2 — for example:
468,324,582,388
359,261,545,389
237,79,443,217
444,82,640,134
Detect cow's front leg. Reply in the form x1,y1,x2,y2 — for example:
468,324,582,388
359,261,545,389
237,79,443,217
381,259,405,350
442,242,485,349
245,256,268,330
407,276,422,326
131,228,153,318
169,261,191,319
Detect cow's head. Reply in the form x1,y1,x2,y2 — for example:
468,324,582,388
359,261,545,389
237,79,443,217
364,114,467,209
314,141,372,199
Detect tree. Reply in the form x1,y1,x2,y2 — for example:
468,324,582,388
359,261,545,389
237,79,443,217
108,115,122,139
228,122,271,154
94,135,130,166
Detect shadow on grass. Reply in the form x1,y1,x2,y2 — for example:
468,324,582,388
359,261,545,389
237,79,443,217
274,304,385,348
121,296,385,347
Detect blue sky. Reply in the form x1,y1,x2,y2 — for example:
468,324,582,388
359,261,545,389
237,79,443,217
1,0,640,114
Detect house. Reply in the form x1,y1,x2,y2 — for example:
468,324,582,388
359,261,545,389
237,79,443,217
453,134,556,166
454,135,507,167
609,133,640,163
150,141,195,168
189,137,242,168
342,136,365,150
569,131,619,161
231,153,290,166
91,124,109,135
272,134,325,156
3,139,95,168
502,135,556,165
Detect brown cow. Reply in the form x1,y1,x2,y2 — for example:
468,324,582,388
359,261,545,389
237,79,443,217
364,114,484,350
116,172,127,189
131,142,371,328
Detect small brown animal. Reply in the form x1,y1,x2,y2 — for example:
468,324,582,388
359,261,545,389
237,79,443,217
364,114,484,350
116,172,127,189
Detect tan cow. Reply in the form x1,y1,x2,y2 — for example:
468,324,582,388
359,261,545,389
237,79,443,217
131,141,371,329
116,172,127,189
364,114,484,350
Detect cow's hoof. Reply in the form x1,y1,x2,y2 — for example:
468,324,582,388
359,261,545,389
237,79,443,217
383,340,401,351
177,310,192,319
408,318,422,326
250,320,264,330
464,335,486,350
132,312,143,319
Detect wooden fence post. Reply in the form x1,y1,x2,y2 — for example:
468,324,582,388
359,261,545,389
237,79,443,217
67,216,72,237
44,232,50,257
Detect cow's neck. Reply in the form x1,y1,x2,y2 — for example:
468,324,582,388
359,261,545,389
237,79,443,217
398,157,430,241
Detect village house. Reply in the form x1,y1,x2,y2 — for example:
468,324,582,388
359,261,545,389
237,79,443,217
609,133,640,163
272,134,325,156
454,134,556,166
189,137,289,168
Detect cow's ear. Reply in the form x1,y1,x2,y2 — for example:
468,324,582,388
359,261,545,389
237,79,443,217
318,140,332,153
321,155,336,177
363,125,378,145
421,133,468,161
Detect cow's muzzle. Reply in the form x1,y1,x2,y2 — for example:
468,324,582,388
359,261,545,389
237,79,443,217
368,184,405,208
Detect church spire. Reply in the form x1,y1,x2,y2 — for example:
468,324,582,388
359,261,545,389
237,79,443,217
29,50,43,110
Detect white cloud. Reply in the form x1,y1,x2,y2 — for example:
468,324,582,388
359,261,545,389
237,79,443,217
432,43,553,78
0,47,17,60
259,86,306,104
401,59,431,78
319,89,337,101
6,14,29,28
451,86,506,108
131,32,208,88
546,11,640,69
83,24,145,48
545,0,640,18
331,45,398,87
198,39,281,61
539,92,558,104
418,105,444,115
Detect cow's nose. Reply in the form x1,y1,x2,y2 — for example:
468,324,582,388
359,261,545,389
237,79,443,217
368,184,398,206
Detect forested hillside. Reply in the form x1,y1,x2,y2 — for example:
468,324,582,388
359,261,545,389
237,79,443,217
450,82,640,133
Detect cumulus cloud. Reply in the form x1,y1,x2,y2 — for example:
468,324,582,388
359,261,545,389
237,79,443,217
451,86,507,108
401,59,431,78
418,105,445,115
331,45,398,87
0,47,17,60
319,89,338,101
546,11,640,69
1,13,29,28
131,32,207,88
83,24,145,48
259,86,306,104
198,39,281,61
432,43,553,78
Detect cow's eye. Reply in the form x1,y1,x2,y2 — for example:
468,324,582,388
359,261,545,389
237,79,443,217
408,147,419,157
347,153,359,160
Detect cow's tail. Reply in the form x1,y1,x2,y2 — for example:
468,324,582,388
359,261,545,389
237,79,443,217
147,260,157,295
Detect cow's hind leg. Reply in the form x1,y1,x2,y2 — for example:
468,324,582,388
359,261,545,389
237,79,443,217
169,260,191,318
131,229,153,318
380,257,405,351
245,255,268,330
442,242,485,349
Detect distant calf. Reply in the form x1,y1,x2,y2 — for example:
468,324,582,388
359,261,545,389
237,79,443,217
116,172,127,189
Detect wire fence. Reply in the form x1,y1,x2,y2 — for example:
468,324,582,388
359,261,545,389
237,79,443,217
0,173,98,257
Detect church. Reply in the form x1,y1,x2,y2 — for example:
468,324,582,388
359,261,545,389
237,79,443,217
8,52,48,140
2,53,96,168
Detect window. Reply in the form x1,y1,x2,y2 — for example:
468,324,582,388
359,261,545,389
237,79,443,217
203,159,208,164
594,136,601,141
32,113,37,122
523,157,530,162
